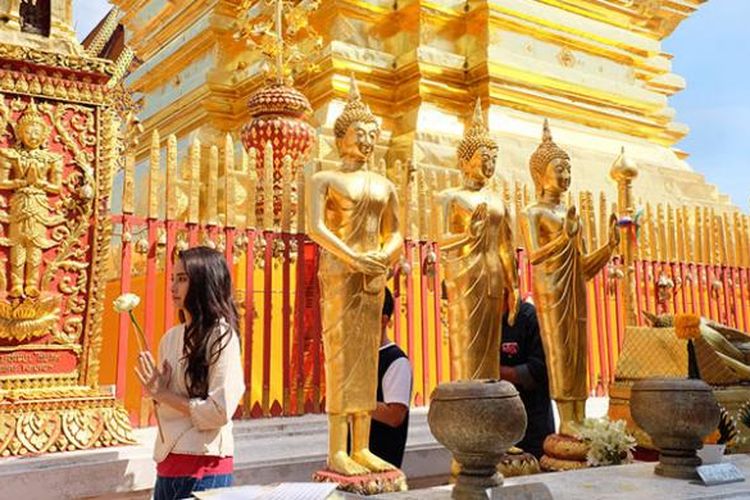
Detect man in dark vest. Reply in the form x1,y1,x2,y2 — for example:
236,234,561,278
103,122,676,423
500,295,555,459
369,287,413,468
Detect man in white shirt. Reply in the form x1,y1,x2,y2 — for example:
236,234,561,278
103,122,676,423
369,287,413,468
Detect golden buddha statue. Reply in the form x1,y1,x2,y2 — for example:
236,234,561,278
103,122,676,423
437,99,519,381
306,77,403,476
0,100,64,299
520,120,619,435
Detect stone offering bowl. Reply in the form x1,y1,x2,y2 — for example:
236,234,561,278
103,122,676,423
631,378,720,479
428,380,527,500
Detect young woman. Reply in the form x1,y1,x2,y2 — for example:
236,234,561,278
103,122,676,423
135,246,245,500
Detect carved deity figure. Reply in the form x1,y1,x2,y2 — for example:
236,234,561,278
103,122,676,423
520,120,619,435
306,77,403,476
438,100,519,381
0,100,64,299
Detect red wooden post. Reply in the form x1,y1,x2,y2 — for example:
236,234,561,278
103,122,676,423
691,263,700,315
261,231,274,416
672,262,687,313
651,261,661,315
592,273,609,394
392,263,402,347
707,266,717,322
432,244,444,384
141,219,159,426
404,241,416,380
418,241,431,403
144,221,158,351
633,259,643,326
738,268,748,332
188,224,199,247
281,233,292,415
698,264,708,317
163,221,177,336
599,269,614,385
740,268,749,332
613,258,624,351
721,265,732,326
224,228,235,278
293,234,306,415
243,229,256,417
310,244,322,413
116,215,132,403
585,284,597,395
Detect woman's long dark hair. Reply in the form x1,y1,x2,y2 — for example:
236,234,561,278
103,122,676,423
178,247,239,399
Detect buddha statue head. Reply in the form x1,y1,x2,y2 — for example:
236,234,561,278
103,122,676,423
529,120,571,199
333,75,379,164
17,100,50,150
457,99,498,186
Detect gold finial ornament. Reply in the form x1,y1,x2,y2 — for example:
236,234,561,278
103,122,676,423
235,0,323,85
239,0,317,224
529,119,570,197
456,99,498,163
333,75,378,139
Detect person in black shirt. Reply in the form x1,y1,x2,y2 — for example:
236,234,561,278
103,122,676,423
369,287,413,468
500,296,555,459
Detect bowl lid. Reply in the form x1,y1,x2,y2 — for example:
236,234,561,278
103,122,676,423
430,379,519,401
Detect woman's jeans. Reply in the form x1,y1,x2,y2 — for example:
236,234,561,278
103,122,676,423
153,473,233,500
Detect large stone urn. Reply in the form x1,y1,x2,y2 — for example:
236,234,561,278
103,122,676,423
428,380,527,500
631,378,720,479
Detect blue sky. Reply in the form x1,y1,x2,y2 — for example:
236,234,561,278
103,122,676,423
663,0,750,211
73,1,748,211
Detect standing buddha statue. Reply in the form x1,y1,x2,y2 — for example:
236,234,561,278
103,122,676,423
520,120,619,435
438,99,519,381
306,76,403,476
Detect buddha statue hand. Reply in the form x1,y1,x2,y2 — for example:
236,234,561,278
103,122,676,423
564,205,579,238
469,202,489,238
352,250,388,276
608,213,620,249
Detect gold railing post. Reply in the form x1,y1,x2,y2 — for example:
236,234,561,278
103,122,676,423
610,147,638,327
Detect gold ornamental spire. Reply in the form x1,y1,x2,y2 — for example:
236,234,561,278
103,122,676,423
235,0,323,85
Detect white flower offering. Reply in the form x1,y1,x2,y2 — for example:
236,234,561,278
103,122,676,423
113,293,141,313
572,417,636,467
113,293,149,353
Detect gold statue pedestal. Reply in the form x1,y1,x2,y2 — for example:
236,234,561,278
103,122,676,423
312,468,407,496
539,434,590,472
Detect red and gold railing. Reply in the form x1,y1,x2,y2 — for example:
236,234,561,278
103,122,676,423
102,130,750,427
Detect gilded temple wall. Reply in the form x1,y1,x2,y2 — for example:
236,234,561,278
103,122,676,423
112,0,732,225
